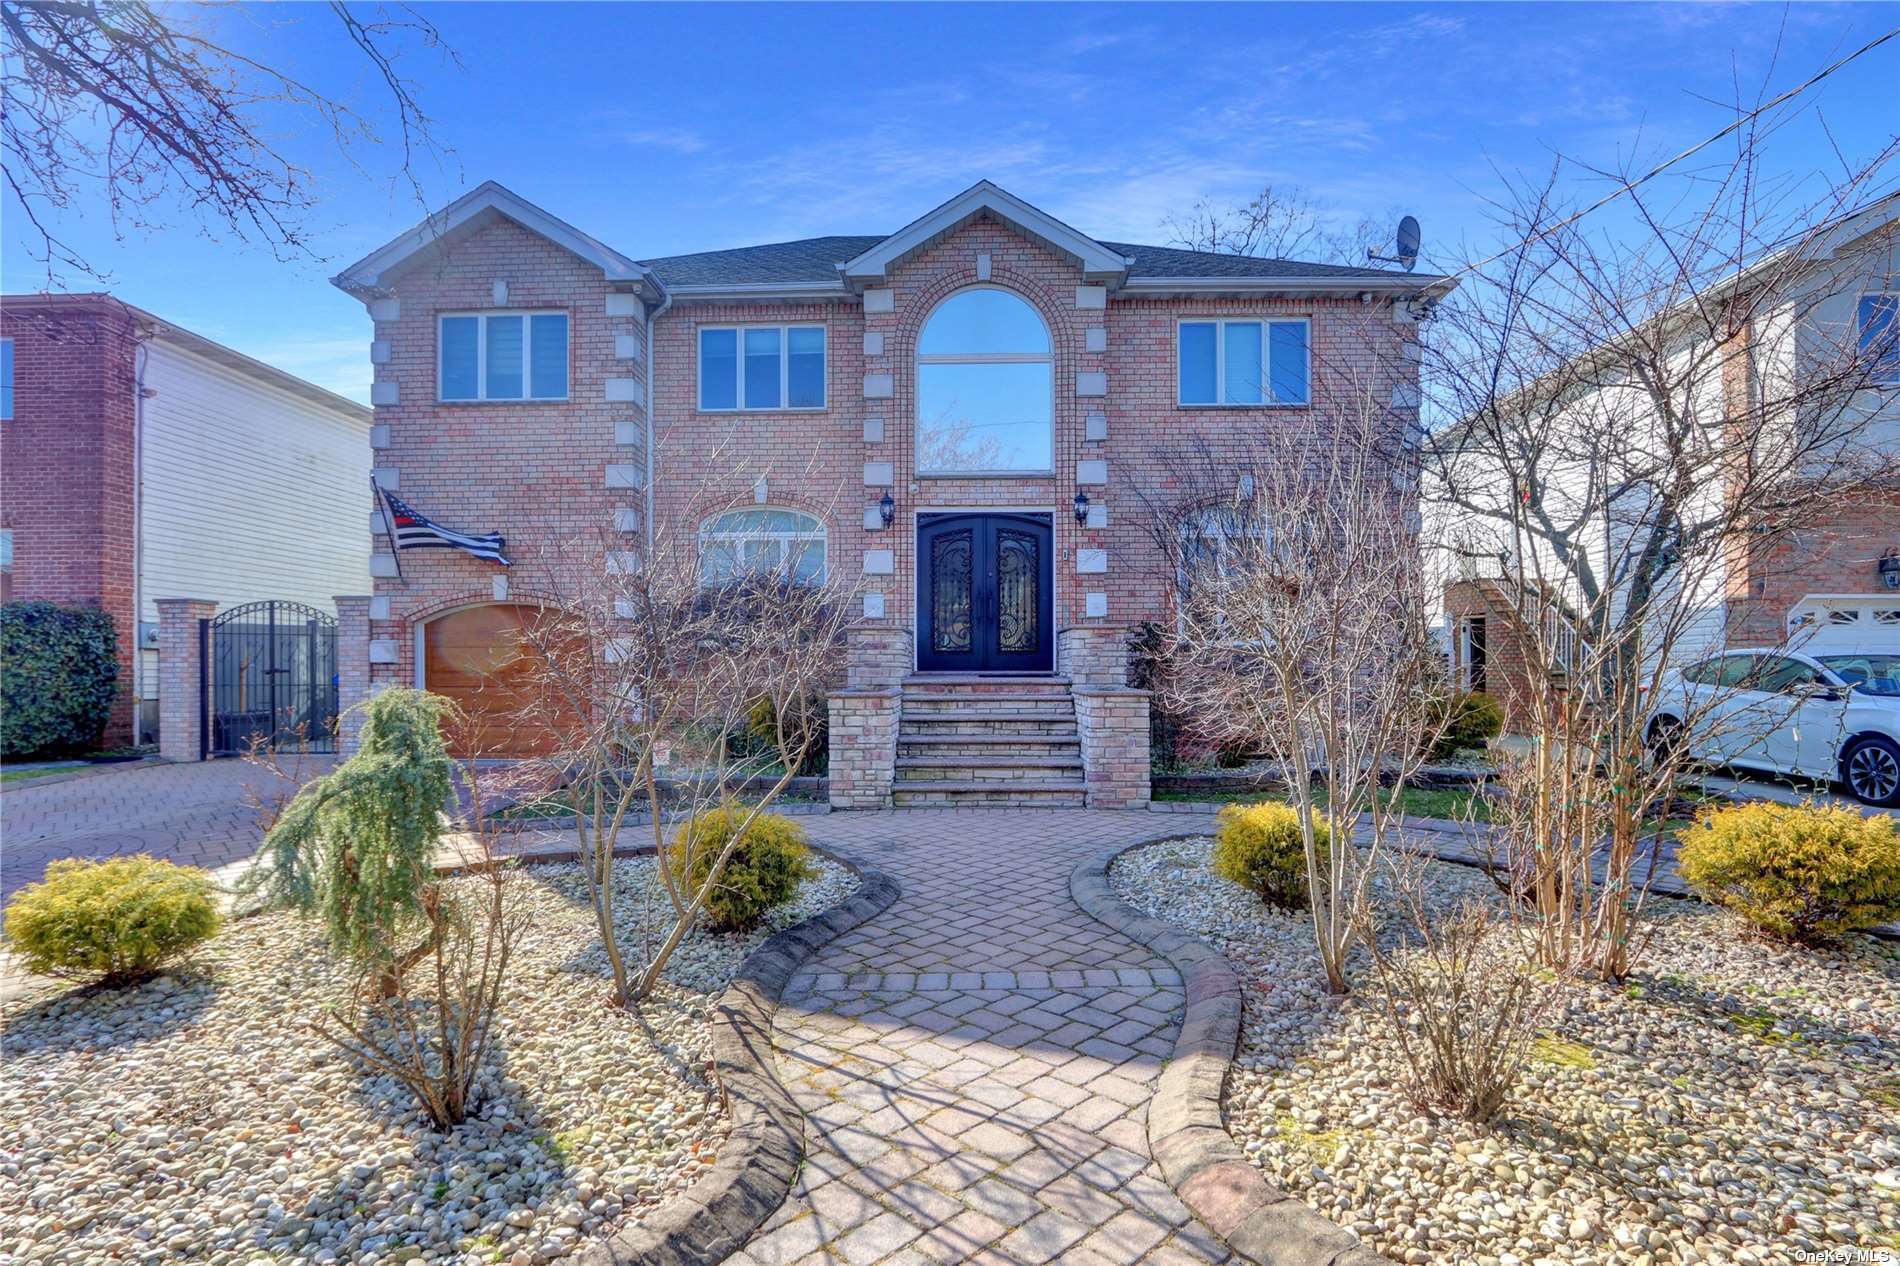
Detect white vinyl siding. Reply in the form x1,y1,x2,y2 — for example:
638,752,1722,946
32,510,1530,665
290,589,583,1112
137,340,373,701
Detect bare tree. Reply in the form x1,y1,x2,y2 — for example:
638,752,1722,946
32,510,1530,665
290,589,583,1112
504,468,855,1007
2,0,460,284
1167,180,1410,267
1424,128,1900,979
1143,330,1449,993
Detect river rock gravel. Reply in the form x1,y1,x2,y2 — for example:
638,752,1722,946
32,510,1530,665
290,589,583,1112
1110,836,1900,1266
0,854,855,1266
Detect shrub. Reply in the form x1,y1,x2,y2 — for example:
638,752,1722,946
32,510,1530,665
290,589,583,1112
0,601,119,757
670,804,814,931
1428,691,1504,761
1212,801,1330,910
3,856,221,984
739,694,828,775
1678,802,1900,943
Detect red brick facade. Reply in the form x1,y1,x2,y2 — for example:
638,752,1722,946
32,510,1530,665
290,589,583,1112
344,191,1426,794
0,295,141,745
1724,496,1900,643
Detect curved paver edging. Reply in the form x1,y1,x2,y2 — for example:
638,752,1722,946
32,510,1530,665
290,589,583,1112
1071,838,1388,1266
437,846,900,1266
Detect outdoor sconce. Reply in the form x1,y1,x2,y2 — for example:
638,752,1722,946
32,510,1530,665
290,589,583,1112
1073,490,1091,525
1880,549,1900,591
878,491,896,528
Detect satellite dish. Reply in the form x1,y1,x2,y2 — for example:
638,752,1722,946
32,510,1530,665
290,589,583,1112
1367,214,1422,272
1395,215,1420,272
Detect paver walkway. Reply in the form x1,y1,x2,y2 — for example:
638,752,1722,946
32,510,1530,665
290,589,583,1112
732,810,1235,1266
0,757,331,902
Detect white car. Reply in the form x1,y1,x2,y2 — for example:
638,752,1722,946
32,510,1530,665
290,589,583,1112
1649,649,1900,807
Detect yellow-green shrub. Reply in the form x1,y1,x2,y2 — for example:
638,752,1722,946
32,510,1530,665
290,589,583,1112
670,805,814,931
1212,801,1330,910
3,856,221,984
1678,802,1900,943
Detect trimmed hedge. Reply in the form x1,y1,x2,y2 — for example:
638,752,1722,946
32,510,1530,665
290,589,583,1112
1679,802,1900,943
1212,801,1330,910
3,856,221,985
670,804,814,931
0,601,119,757
1429,691,1504,760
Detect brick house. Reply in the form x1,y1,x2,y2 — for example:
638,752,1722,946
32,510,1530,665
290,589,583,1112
1434,197,1899,732
0,293,373,747
331,181,1448,806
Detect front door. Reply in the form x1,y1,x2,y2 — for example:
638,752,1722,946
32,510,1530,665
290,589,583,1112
917,513,1053,672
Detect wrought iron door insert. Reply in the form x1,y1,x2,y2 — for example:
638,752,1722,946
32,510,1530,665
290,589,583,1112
917,513,1053,672
204,600,339,756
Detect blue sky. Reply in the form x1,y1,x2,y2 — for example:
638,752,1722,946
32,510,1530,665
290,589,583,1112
4,2,1894,403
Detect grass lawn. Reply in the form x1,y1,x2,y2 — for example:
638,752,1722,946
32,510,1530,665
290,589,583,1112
0,766,79,784
1153,783,1493,822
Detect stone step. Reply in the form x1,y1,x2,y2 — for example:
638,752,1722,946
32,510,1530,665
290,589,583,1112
900,691,1074,705
897,733,1082,753
894,757,1084,783
901,673,1070,688
898,719,1079,737
890,780,1088,807
899,708,1075,723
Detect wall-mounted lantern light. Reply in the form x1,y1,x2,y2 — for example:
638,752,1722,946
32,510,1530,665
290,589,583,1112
1880,549,1900,591
879,491,896,529
1073,490,1091,525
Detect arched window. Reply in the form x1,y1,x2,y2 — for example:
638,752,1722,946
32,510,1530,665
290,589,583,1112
699,508,826,585
916,288,1053,474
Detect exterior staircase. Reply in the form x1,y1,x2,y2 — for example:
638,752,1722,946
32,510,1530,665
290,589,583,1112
892,674,1087,807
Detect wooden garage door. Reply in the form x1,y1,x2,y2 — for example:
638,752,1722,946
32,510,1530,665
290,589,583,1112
423,604,572,758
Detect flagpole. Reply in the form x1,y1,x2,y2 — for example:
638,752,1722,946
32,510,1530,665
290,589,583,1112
372,477,405,584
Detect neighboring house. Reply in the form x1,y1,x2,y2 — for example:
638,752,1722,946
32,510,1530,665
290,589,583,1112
331,180,1448,806
1432,198,1900,731
0,293,374,747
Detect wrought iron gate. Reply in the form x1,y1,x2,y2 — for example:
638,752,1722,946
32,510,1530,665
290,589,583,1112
202,601,339,756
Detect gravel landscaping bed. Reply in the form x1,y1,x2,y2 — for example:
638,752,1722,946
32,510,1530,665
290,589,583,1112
1,855,855,1266
1111,837,1900,1266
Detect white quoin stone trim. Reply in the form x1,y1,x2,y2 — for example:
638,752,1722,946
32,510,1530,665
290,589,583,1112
863,549,895,575
1076,548,1108,574
367,297,400,322
369,424,392,449
605,377,641,402
863,332,885,357
1392,383,1422,408
863,591,887,619
369,339,392,364
606,550,641,575
1085,503,1108,529
1075,285,1107,309
370,382,400,406
1402,341,1423,363
369,510,388,534
1076,459,1108,485
371,467,400,489
614,420,644,446
615,334,643,360
862,416,885,443
492,280,509,306
753,478,769,504
862,288,895,314
1084,592,1108,618
613,597,638,619
864,461,895,486
492,574,509,602
975,253,992,281
1075,372,1107,397
862,505,885,530
369,555,400,579
605,293,643,317
603,637,634,663
369,596,392,620
605,464,643,489
368,639,400,664
1084,327,1107,353
612,507,642,532
863,373,895,398
1084,412,1108,442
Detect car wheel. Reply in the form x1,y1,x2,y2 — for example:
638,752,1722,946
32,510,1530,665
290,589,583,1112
1841,736,1900,808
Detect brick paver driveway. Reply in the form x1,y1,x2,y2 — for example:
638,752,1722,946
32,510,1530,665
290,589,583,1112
0,758,331,902
736,810,1234,1266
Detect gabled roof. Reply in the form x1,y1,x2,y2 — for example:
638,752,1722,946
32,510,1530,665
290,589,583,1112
842,180,1133,283
332,181,655,297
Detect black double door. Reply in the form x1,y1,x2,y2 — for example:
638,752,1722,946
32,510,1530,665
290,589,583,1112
917,513,1053,672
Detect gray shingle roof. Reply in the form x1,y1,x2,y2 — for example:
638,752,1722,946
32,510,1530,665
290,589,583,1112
639,234,1424,288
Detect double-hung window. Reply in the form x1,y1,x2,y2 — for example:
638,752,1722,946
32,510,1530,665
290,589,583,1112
1178,318,1309,406
439,311,569,402
699,325,826,411
1859,293,1898,386
699,509,827,585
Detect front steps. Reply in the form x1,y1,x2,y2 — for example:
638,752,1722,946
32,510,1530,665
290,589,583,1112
892,674,1087,807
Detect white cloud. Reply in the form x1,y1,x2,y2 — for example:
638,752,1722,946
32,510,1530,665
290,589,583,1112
618,127,709,155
